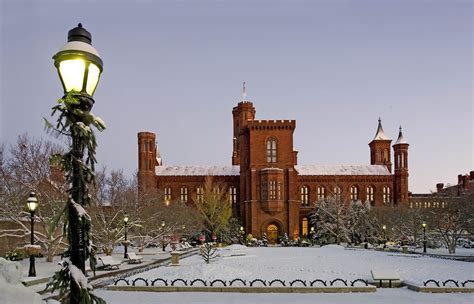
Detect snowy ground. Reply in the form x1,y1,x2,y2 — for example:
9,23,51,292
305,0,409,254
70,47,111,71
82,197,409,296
124,245,472,285
96,289,474,304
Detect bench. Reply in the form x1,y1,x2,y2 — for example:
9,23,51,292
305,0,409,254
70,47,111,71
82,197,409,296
97,256,121,270
127,252,143,264
371,270,401,288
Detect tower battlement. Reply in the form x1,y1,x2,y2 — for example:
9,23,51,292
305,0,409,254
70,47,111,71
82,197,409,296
248,119,296,130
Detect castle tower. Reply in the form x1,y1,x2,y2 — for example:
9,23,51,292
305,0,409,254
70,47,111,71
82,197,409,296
393,126,409,205
138,131,158,192
369,118,392,172
232,100,256,166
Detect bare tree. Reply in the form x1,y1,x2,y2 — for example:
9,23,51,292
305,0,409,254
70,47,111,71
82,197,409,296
0,135,67,261
310,196,350,245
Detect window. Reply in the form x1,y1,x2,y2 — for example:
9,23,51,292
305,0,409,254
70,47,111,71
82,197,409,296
229,186,237,204
261,182,268,200
277,182,282,200
144,159,148,170
333,186,342,200
300,186,309,206
266,138,277,163
164,187,172,201
269,181,277,200
196,187,204,203
383,186,391,204
144,141,148,152
149,159,152,171
301,218,308,236
317,186,325,201
350,186,358,201
180,187,188,202
366,186,374,202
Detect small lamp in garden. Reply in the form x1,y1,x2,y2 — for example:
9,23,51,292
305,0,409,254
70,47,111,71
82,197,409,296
239,226,245,244
382,224,387,247
161,221,166,251
422,221,427,253
123,213,129,259
26,192,39,277
165,199,170,207
310,226,315,246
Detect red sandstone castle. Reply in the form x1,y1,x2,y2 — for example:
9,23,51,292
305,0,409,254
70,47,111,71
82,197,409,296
138,100,409,243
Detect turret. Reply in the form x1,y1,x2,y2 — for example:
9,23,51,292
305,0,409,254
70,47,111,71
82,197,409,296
232,101,256,165
138,131,158,192
393,126,409,205
369,118,392,172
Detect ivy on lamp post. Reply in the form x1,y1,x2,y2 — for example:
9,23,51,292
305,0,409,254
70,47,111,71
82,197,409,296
45,23,105,304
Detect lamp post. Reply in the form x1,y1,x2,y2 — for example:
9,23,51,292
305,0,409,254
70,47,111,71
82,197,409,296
382,225,387,247
310,226,315,246
239,226,245,244
123,213,129,259
422,221,427,253
161,220,166,251
26,192,38,277
52,23,104,303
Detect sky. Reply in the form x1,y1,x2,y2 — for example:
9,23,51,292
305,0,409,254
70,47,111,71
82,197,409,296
0,0,472,193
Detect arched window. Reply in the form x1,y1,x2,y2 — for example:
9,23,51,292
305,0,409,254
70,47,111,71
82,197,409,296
180,187,188,202
149,159,152,171
196,187,204,203
301,218,308,236
350,186,358,201
164,187,172,201
229,186,237,204
144,141,148,152
317,186,325,201
333,186,342,200
144,159,148,170
384,149,388,162
366,186,374,203
383,186,391,204
266,138,277,163
300,186,309,206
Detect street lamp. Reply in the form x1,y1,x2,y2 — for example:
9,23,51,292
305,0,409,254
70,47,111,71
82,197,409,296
123,213,129,259
52,23,104,303
382,225,387,247
422,221,427,253
310,226,315,246
26,192,38,277
239,226,245,244
161,221,166,251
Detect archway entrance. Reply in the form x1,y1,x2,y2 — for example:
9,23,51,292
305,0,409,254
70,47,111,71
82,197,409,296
267,224,279,244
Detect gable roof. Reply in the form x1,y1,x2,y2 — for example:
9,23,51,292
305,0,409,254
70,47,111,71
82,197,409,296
295,164,391,176
156,165,240,176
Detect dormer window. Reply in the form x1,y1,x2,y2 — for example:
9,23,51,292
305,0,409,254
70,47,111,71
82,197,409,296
266,138,277,163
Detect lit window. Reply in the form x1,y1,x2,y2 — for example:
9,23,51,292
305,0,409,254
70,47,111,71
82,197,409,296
229,186,237,204
383,186,391,204
269,181,277,200
366,186,374,202
300,186,309,206
180,187,188,202
350,186,358,201
266,138,277,163
164,187,172,201
317,186,325,200
277,182,282,200
333,186,342,200
196,187,204,203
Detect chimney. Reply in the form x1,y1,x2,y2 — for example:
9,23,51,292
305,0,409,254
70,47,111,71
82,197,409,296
470,171,474,180
458,174,463,184
436,183,444,193
462,175,470,190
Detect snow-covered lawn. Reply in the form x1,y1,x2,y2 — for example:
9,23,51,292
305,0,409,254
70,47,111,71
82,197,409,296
126,245,472,285
96,289,474,304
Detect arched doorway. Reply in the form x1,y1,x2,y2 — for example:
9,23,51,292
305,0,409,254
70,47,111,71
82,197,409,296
267,224,279,244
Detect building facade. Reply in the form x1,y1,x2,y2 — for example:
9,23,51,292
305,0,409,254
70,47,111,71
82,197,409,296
138,100,410,243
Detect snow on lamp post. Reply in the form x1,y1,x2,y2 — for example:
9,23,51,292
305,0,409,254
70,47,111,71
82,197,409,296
26,192,38,277
422,221,427,253
123,213,129,259
47,23,105,303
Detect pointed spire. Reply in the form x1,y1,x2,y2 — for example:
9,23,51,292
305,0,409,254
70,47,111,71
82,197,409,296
394,125,408,145
373,117,390,140
242,81,247,101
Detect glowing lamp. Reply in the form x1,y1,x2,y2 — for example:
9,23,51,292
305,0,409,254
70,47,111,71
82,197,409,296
53,23,103,97
26,192,38,212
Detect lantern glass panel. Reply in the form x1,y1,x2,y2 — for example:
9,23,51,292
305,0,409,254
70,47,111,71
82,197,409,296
59,59,86,93
86,63,100,95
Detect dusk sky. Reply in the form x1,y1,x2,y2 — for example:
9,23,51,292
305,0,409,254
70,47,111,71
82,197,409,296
1,0,472,193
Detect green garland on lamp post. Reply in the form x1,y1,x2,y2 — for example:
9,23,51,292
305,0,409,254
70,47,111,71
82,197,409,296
45,24,106,304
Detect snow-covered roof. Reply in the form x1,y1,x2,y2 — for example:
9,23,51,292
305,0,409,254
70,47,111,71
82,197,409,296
373,118,391,141
394,127,408,145
295,164,391,176
155,165,240,176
